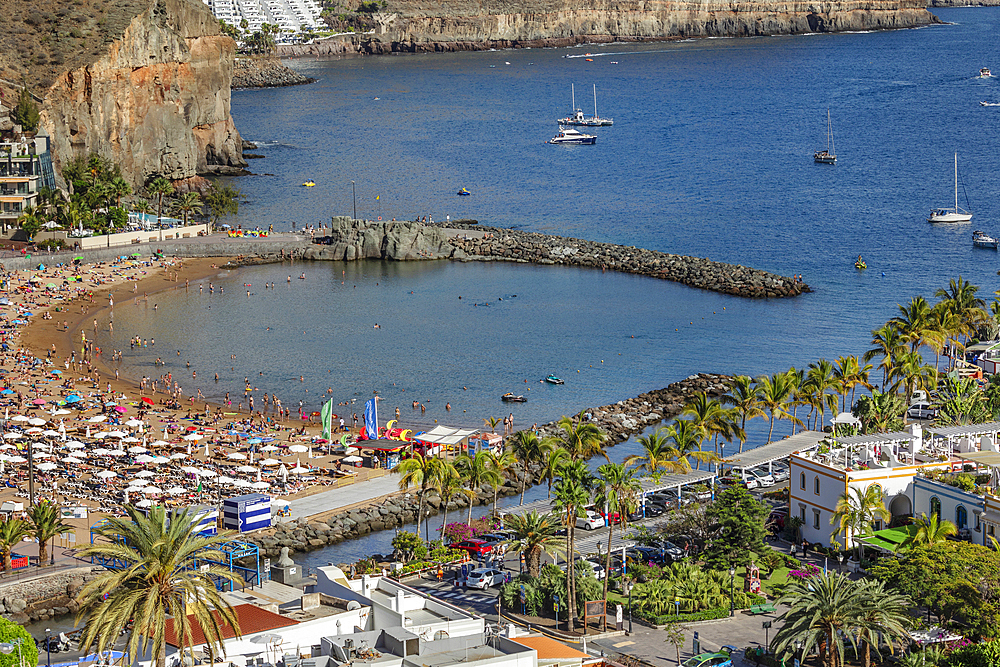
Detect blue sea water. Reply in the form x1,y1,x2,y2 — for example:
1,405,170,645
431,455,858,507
93,8,1000,560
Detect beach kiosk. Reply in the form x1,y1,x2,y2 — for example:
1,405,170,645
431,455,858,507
223,493,271,533
354,439,410,469
182,505,220,536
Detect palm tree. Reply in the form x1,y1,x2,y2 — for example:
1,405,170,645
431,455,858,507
28,500,72,566
76,507,243,667
682,393,726,456
539,446,569,499
134,199,154,215
147,177,174,240
929,302,963,371
509,430,547,504
830,486,889,555
887,350,937,401
502,511,565,577
594,462,640,605
806,359,839,430
553,411,607,461
771,570,864,667
899,513,957,551
109,177,132,209
173,192,202,226
833,355,873,413
0,518,30,571
935,276,987,347
864,324,907,389
853,390,906,434
552,471,592,634
854,579,912,667
483,416,500,434
723,375,765,453
756,371,802,443
435,462,472,532
664,419,716,470
485,449,516,514
892,296,934,353
454,451,501,523
396,452,444,540
625,427,690,479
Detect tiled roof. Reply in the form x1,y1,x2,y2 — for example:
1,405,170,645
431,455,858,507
511,636,590,660
164,603,299,648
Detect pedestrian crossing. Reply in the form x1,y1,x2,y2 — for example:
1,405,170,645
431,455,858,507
414,585,497,606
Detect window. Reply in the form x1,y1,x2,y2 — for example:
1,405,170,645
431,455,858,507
930,496,941,518
976,512,982,532
800,472,806,490
814,477,820,495
800,507,806,523
956,505,968,530
813,509,821,530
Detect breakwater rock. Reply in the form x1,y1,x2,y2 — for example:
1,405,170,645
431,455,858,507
0,566,103,624
308,218,809,299
247,372,731,558
232,57,316,89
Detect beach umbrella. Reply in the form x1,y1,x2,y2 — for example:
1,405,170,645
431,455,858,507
135,498,153,508
33,452,53,460
10,416,29,422
42,430,60,437
61,456,83,464
0,390,11,395
0,444,14,450
152,456,170,464
183,433,202,441
196,469,217,478
88,415,107,423
234,479,253,488
30,400,46,406
95,470,117,479
261,445,279,452
93,432,110,439
36,462,58,471
251,481,270,490
51,409,71,416
135,455,155,463
142,486,162,495
167,486,187,495
27,417,46,425
216,476,236,485
92,448,111,456
50,370,61,375
114,406,128,414
64,395,81,404
169,453,187,460
107,449,126,457
278,464,288,484
236,465,258,473
227,452,247,460
122,437,141,444
128,446,148,454
181,466,200,474
247,438,262,445
288,444,308,454
150,440,170,448
126,420,143,428
135,470,156,478
25,428,43,435
66,441,85,449
108,430,127,438
342,455,363,463
6,456,26,463
261,458,280,466
3,433,23,440
140,397,154,406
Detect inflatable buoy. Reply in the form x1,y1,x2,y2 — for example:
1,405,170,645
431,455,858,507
386,419,397,431
340,433,349,445
378,216,382,221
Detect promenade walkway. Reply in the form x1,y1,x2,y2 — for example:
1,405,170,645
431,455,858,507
280,472,402,521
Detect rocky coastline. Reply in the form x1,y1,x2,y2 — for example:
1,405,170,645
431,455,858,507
0,566,103,624
247,372,731,560
306,219,810,299
232,57,316,90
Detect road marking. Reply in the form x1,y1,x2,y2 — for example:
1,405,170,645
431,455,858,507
612,641,635,648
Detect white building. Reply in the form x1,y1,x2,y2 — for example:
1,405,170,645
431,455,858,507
203,0,323,37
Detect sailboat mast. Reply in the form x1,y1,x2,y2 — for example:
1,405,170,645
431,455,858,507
594,84,598,118
954,152,959,213
571,84,576,111
828,109,834,155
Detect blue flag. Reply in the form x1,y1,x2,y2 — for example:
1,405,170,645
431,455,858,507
364,398,378,439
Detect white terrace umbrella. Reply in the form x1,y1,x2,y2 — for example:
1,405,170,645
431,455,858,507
3,433,24,440
278,465,288,484
95,470,117,479
50,409,71,416
288,444,308,454
88,415,107,423
92,448,112,456
183,433,202,441
107,449,126,457
290,465,309,475
167,486,187,495
0,444,15,450
10,416,30,422
7,456,26,463
169,453,187,460
135,470,156,478
227,452,247,460
180,466,200,474
196,469,217,478
152,456,170,464
128,446,148,454
135,455,155,464
122,437,141,444
36,462,58,471
93,432,110,439
33,452,53,459
62,456,83,464
25,428,44,435
251,481,270,490
108,431,127,438
125,420,144,428
27,418,46,427
261,445,279,452
234,479,253,488
135,498,153,508
236,466,258,474
216,476,237,485
150,440,171,448
66,441,86,449
43,430,60,438
143,486,162,495
260,458,280,466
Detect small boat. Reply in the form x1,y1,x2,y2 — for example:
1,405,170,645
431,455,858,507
814,109,836,164
544,375,564,384
302,181,316,187
928,152,973,223
855,260,867,270
981,101,1000,107
557,84,614,126
981,67,993,78
501,393,527,402
973,230,998,249
457,188,471,196
547,127,597,145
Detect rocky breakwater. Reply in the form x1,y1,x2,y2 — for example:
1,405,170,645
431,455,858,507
310,218,808,299
232,57,316,89
247,372,731,559
355,0,937,54
0,566,104,624
40,0,247,188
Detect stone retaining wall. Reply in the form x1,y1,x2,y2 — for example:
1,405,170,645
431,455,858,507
248,372,731,561
0,566,103,623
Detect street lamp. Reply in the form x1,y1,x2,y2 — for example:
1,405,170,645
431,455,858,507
729,566,736,617
425,509,430,544
0,639,25,667
45,629,52,667
625,580,633,634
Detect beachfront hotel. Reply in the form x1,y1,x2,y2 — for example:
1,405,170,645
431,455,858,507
0,135,56,230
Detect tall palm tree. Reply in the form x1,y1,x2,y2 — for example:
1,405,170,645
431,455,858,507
435,462,472,532
626,427,690,479
76,507,243,667
28,500,72,566
172,192,202,226
935,276,987,347
887,350,938,401
772,571,864,667
539,446,569,499
892,296,934,353
928,303,962,371
833,355,872,413
854,579,912,667
396,452,444,540
899,513,957,551
552,471,592,634
454,451,501,523
723,375,765,453
509,430,548,504
594,462,640,605
553,411,607,461
864,324,907,389
147,177,174,239
109,176,132,209
502,511,565,578
756,371,802,443
682,393,725,454
485,449,516,514
0,518,30,571
830,486,889,555
664,419,716,470
806,359,839,430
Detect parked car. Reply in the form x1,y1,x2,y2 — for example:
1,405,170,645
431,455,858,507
907,402,939,420
682,653,733,667
646,492,676,505
626,546,670,566
692,487,713,501
770,465,790,482
600,509,622,525
659,540,687,561
576,509,606,531
560,558,606,580
478,533,512,544
448,539,496,558
743,475,760,490
466,567,506,589
768,508,788,531
749,469,775,487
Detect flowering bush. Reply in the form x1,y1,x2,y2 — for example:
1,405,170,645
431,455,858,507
442,523,473,542
789,563,821,579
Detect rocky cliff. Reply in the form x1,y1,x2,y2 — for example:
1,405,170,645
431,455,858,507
285,0,938,56
38,0,245,188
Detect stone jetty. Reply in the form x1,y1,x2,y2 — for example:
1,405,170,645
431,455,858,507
307,218,809,299
248,372,731,559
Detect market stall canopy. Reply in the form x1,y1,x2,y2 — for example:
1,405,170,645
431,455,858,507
412,425,478,446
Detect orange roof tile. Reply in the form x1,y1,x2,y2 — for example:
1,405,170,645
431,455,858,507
164,603,299,648
512,636,590,660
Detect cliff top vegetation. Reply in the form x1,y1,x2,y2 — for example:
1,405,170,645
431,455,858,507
0,0,150,102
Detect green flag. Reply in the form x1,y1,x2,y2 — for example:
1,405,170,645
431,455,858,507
321,399,333,440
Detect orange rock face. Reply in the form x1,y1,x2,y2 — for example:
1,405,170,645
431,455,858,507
40,0,245,187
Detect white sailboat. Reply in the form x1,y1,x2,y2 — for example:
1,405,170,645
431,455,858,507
814,109,836,164
557,84,613,126
928,152,973,223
